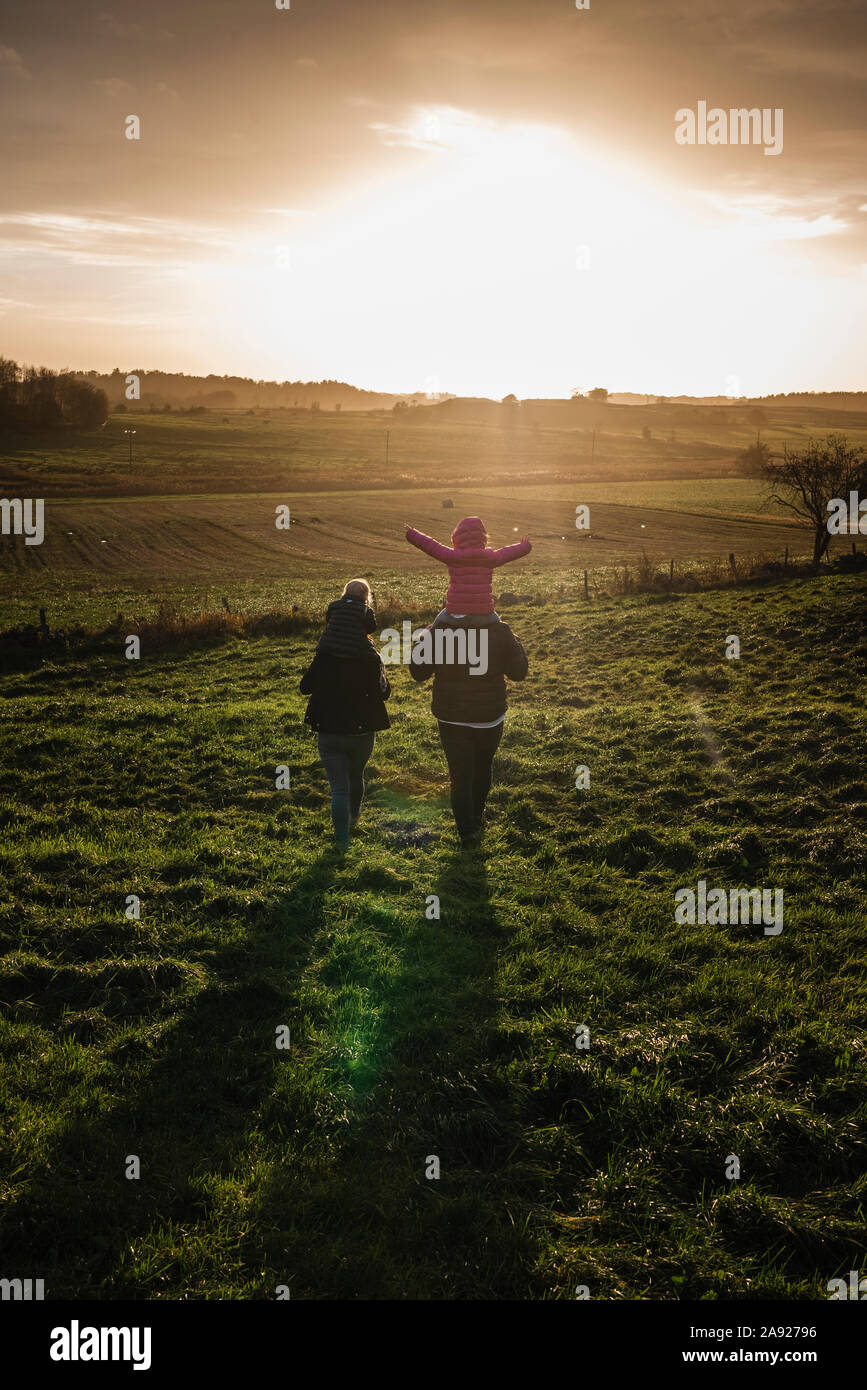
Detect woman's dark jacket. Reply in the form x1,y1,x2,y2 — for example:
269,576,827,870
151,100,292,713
408,614,527,723
300,649,391,734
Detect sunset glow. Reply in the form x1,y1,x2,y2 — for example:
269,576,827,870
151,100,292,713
2,1,866,394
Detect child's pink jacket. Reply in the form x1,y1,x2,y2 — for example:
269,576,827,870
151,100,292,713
405,516,531,614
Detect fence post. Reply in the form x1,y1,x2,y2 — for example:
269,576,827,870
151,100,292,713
583,570,589,601
728,553,737,579
39,608,49,639
669,558,674,581
222,597,231,614
784,546,788,569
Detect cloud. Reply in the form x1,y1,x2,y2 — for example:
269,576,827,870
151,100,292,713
704,194,849,243
389,14,591,74
0,212,241,269
93,77,136,99
368,105,568,183
0,46,29,79
0,296,35,315
98,11,143,38
756,212,848,241
370,106,500,154
744,35,867,80
295,58,320,70
97,12,174,42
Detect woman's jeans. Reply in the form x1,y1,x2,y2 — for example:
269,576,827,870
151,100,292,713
437,721,504,841
317,732,376,846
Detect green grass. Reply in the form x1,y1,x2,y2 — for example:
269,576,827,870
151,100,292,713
0,572,864,1298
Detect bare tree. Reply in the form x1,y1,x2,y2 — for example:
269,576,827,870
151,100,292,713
751,433,866,566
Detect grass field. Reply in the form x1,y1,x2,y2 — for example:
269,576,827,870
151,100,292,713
3,407,863,630
0,571,865,1299
0,484,816,630
1,406,865,1300
4,400,867,499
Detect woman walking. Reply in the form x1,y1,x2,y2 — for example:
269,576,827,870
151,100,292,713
409,610,528,848
300,579,391,851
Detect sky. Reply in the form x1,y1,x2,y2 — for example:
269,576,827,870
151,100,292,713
1,0,866,398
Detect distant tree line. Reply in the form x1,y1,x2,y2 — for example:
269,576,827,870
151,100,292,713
70,368,445,413
0,358,108,431
752,390,867,409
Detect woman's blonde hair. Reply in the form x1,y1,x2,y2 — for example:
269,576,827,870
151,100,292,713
342,578,372,604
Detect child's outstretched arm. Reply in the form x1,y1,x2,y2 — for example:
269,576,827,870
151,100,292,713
489,536,532,567
405,524,455,564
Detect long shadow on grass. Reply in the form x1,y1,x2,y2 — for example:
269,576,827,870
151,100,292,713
0,847,343,1298
251,840,543,1299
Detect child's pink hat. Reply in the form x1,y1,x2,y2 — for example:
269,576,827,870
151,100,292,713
451,516,488,549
